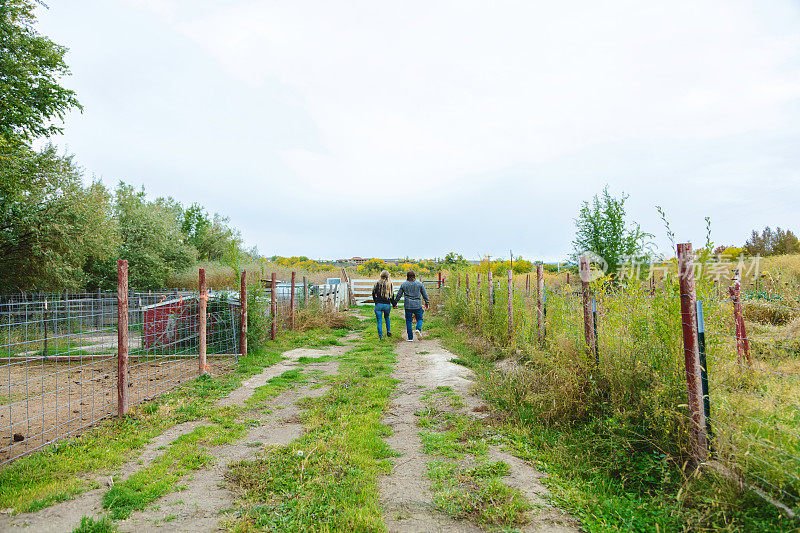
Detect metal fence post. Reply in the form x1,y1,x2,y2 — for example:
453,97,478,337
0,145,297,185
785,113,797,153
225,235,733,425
290,271,296,330
579,256,595,361
697,300,713,455
117,259,129,416
303,276,308,308
536,263,544,346
240,270,247,357
270,272,277,341
199,268,207,374
507,269,513,341
677,242,709,463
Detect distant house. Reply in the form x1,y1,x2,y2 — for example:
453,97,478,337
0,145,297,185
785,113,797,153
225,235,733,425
350,257,367,265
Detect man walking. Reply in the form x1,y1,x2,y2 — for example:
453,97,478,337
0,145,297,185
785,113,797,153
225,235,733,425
394,270,429,341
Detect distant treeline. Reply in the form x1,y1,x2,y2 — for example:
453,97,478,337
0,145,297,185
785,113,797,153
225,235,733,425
0,139,254,292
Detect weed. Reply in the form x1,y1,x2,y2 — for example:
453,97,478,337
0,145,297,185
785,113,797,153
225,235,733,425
72,516,117,533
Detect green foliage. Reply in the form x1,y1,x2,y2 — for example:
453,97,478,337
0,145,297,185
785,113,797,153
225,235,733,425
573,187,653,277
0,0,82,141
73,516,117,533
744,226,800,257
84,183,197,290
443,252,469,268
0,140,118,291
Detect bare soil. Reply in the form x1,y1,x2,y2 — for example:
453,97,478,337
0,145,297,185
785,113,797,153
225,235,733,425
380,338,578,532
0,356,235,463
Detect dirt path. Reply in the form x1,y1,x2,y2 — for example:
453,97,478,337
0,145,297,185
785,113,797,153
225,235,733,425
380,337,578,532
0,343,352,533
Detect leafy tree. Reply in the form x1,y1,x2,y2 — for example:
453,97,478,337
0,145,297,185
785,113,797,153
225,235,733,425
443,252,469,268
0,0,82,141
0,140,117,290
86,184,197,290
572,186,653,278
744,227,800,256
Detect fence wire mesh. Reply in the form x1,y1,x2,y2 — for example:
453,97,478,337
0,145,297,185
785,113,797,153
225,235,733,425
0,290,240,465
443,273,799,515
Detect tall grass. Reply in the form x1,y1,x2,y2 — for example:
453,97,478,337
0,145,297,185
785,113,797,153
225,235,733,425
441,265,800,520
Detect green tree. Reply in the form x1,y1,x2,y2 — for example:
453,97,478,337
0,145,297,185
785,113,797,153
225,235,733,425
0,140,117,291
86,184,197,290
0,0,82,141
744,227,800,256
443,252,469,268
572,186,653,278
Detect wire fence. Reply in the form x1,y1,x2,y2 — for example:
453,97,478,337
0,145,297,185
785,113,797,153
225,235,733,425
444,264,800,517
0,289,240,466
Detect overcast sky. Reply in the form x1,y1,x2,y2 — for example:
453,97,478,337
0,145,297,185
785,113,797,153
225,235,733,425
36,1,800,262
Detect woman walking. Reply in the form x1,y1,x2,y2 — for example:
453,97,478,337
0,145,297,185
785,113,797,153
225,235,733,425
372,270,394,340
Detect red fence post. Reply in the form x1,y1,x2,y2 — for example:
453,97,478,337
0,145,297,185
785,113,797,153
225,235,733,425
507,269,514,341
199,268,207,374
270,272,277,340
117,259,129,416
438,271,442,294
579,256,595,361
677,243,709,463
240,270,247,357
536,263,544,346
729,273,751,365
290,271,296,330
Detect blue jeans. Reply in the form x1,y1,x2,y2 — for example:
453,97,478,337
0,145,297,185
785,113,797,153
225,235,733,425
374,303,391,338
404,307,424,340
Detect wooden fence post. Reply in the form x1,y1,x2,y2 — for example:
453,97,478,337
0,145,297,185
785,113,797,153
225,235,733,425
199,268,207,374
240,270,247,357
677,243,709,463
438,271,442,294
476,273,481,316
290,271,296,330
303,276,308,308
579,256,596,362
270,272,277,341
507,269,513,341
536,263,544,346
117,259,129,416
729,272,751,365
465,273,470,303
342,267,355,307
488,270,494,313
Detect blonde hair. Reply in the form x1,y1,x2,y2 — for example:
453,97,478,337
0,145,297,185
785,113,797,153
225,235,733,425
378,271,393,299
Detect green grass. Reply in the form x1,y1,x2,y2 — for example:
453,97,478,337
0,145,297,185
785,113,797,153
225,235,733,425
102,419,244,519
73,515,117,532
427,459,531,527
427,314,800,532
246,369,311,410
226,309,400,531
415,385,532,529
0,327,353,514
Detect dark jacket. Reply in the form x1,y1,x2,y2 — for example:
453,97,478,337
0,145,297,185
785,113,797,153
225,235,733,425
372,280,394,305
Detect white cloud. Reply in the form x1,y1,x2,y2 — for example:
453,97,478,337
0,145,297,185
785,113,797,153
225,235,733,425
171,1,800,198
